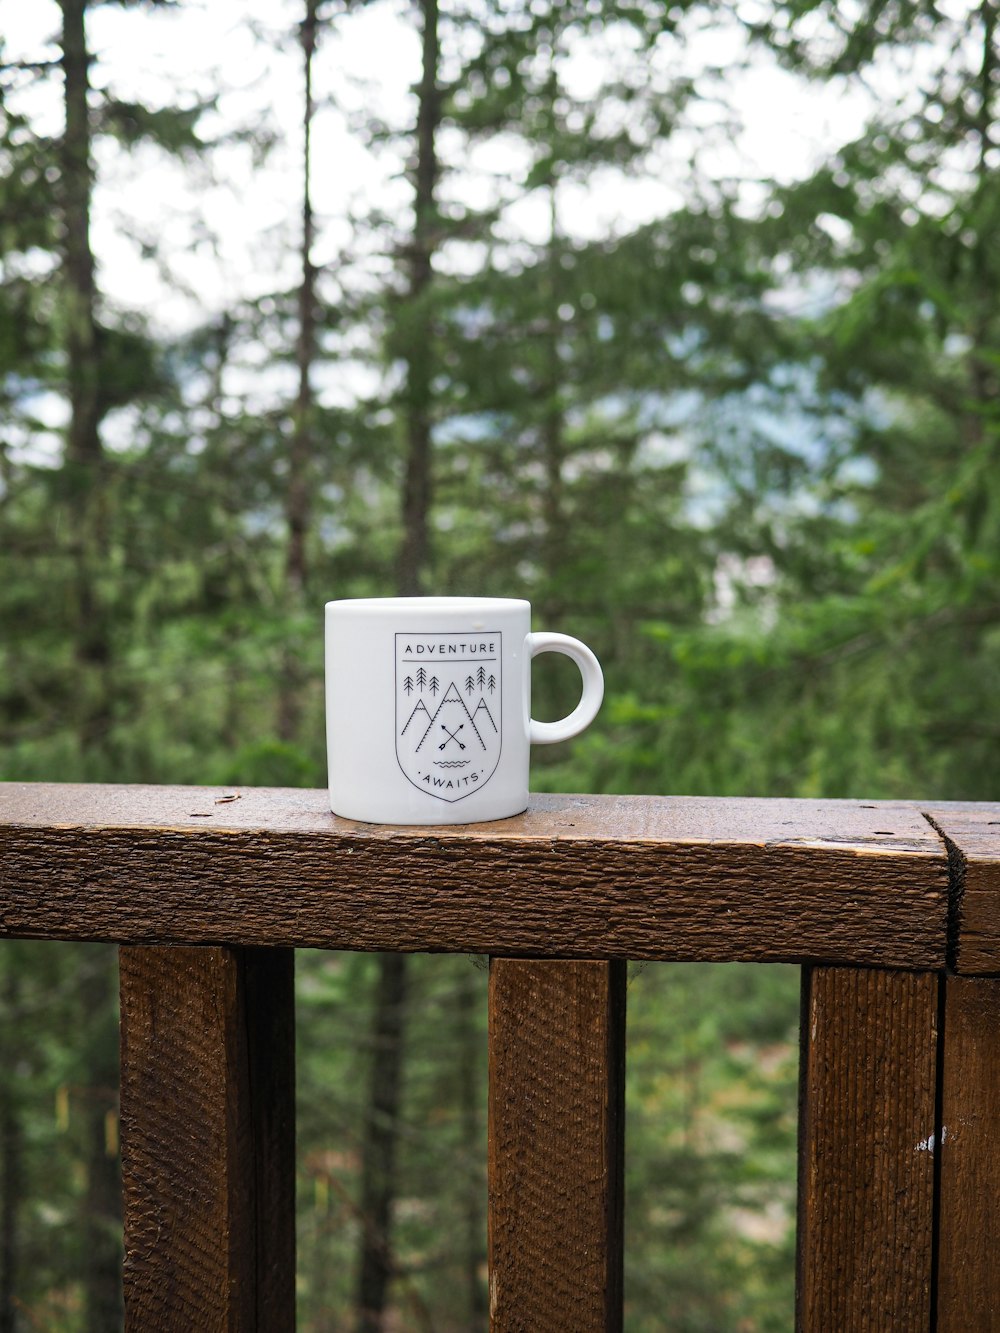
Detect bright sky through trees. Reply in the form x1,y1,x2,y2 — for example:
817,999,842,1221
1,0,875,335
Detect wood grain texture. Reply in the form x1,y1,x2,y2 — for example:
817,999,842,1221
936,976,1000,1331
0,785,955,966
488,959,625,1333
119,946,295,1331
923,805,1000,974
797,967,939,1332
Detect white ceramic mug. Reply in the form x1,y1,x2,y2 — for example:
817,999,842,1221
325,597,604,824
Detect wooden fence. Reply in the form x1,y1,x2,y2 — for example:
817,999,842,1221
1,783,998,1330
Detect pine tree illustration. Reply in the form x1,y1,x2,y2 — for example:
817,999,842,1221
477,665,486,689
416,666,427,691
488,674,496,693
403,676,414,695
429,675,440,695
465,674,475,695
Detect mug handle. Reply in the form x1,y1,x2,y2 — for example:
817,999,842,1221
527,632,605,745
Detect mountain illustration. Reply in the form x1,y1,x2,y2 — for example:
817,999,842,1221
415,681,487,752
472,698,498,733
400,698,432,735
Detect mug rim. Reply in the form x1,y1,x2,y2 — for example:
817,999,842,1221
325,596,530,614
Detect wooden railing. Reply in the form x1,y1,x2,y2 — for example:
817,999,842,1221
1,784,998,1330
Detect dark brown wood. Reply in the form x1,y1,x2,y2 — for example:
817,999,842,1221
923,804,1000,974
488,959,625,1332
119,946,295,1331
0,785,954,966
797,967,939,1331
936,976,1000,1331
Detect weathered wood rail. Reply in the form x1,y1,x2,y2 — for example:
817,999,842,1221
1,783,998,1329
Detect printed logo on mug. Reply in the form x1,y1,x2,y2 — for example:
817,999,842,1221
325,597,604,824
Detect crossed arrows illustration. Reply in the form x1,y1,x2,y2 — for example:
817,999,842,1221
438,724,466,751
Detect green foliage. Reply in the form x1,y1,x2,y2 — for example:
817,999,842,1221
0,943,120,1330
95,98,210,155
626,964,799,1333
295,952,489,1332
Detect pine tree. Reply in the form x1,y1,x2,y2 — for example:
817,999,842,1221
358,2,442,1326
278,0,325,743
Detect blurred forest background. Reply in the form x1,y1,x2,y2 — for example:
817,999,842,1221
1,0,998,1327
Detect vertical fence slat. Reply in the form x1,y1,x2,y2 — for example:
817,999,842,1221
488,958,625,1333
796,966,939,1331
119,945,295,1331
936,975,1000,1330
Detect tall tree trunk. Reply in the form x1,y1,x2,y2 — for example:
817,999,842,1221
278,0,321,743
355,4,440,1330
456,964,487,1331
975,0,995,182
395,0,440,595
965,0,998,447
59,17,121,1307
0,963,21,1333
60,15,123,1311
541,174,565,614
61,0,100,474
79,946,122,1332
59,0,110,755
356,952,410,1333
286,0,318,601
537,33,567,618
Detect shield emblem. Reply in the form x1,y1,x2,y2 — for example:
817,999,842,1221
395,631,502,802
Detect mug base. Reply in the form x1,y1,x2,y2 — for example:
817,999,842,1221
328,795,530,827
